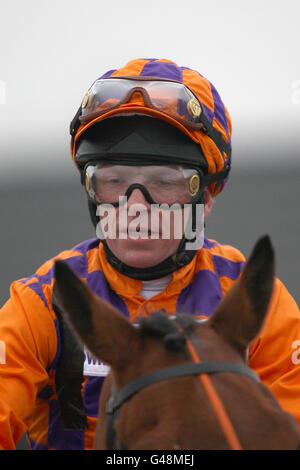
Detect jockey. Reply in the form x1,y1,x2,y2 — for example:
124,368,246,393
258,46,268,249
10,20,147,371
0,58,299,450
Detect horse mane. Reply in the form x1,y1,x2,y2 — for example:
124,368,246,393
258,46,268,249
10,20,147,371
137,310,196,354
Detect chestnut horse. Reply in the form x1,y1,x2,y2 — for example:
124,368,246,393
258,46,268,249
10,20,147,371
54,236,300,450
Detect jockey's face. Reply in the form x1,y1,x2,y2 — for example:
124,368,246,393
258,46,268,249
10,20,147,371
101,188,213,269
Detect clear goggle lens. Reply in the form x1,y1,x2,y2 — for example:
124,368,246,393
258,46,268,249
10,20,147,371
85,164,202,206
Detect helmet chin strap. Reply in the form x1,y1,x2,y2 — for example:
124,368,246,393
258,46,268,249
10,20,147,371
102,238,197,281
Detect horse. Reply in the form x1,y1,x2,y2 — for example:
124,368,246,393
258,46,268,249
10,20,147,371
54,236,300,450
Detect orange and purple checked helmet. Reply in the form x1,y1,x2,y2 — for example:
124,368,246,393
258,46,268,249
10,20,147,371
70,58,232,196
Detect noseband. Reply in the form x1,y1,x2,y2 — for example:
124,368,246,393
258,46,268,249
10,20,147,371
105,318,259,450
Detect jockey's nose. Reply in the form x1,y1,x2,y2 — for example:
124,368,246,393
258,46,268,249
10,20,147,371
127,187,151,208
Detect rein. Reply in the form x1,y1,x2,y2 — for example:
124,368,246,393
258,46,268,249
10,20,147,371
182,332,246,450
105,328,259,450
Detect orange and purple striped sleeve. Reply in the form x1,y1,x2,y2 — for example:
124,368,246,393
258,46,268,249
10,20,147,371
249,279,300,424
0,280,57,449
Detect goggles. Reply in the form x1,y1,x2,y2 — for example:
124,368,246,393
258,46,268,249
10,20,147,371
70,77,231,162
79,76,205,129
85,163,204,206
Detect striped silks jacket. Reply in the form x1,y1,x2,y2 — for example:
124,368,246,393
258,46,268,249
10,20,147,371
0,237,299,449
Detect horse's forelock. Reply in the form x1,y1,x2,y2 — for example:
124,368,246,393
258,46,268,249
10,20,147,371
137,311,195,353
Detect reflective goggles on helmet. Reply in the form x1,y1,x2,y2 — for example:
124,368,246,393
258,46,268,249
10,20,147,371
70,76,231,167
80,76,205,129
84,163,205,206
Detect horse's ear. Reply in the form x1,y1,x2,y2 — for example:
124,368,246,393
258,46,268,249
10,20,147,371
209,236,275,355
54,260,138,368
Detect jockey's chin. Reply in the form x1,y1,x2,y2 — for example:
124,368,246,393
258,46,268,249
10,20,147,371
106,236,182,269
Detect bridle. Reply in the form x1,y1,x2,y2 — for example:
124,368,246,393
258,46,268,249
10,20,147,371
105,318,259,450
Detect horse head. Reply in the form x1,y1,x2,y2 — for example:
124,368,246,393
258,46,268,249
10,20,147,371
54,236,300,449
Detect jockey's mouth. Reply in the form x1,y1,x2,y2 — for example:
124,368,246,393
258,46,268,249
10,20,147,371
123,228,162,239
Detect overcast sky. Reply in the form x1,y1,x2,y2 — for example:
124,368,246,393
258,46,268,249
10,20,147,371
0,0,299,180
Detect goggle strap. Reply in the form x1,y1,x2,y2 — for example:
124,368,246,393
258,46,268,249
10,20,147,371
202,166,231,187
200,114,231,160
